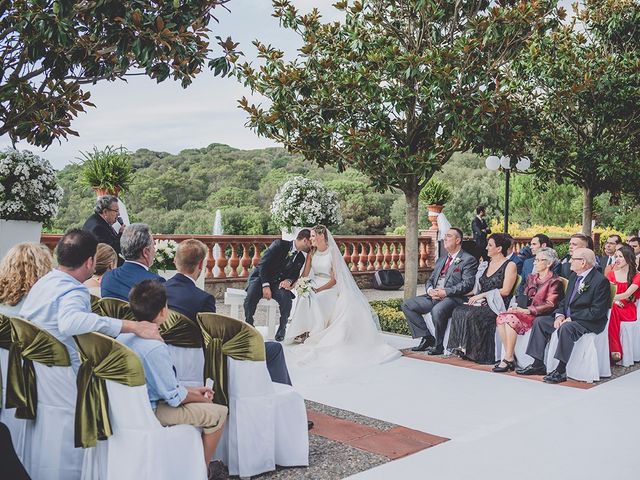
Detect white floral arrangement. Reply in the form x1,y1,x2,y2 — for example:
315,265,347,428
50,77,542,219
295,277,313,298
270,176,341,228
153,239,178,271
0,149,63,223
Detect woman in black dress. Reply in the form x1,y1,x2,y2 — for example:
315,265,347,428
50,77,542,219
447,233,518,364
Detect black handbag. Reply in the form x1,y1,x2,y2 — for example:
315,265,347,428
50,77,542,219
516,294,531,309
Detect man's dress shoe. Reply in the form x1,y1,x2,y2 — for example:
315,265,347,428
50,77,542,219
515,364,547,376
411,336,435,352
543,370,567,384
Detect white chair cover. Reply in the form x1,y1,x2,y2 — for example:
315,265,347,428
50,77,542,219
0,348,30,462
27,363,83,480
619,321,640,367
166,345,205,387
497,329,535,368
424,313,451,354
214,357,308,478
81,381,206,480
546,320,612,383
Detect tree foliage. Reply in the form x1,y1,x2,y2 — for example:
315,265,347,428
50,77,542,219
233,0,556,297
511,0,640,235
0,0,236,147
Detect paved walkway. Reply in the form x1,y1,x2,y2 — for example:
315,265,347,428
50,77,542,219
285,333,638,480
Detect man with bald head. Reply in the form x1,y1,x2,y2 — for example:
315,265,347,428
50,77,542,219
517,248,611,383
402,227,478,354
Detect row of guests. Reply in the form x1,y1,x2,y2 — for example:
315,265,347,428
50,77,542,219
83,222,291,385
402,229,638,383
0,228,296,479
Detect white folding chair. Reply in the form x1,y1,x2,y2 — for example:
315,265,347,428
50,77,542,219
424,313,451,353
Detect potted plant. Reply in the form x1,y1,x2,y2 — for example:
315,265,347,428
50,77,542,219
79,146,133,197
271,176,342,239
419,179,452,230
0,149,63,259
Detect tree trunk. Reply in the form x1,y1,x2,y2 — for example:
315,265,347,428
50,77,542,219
403,186,420,300
581,186,593,237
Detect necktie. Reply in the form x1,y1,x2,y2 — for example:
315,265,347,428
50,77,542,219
608,257,613,266
566,276,583,317
440,255,453,276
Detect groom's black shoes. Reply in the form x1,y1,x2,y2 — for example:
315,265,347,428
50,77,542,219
411,336,435,352
275,326,286,342
426,346,444,356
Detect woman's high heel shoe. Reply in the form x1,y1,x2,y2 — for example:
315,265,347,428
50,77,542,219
492,359,516,373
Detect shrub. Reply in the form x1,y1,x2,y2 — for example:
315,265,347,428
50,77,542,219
419,178,452,205
79,145,133,194
370,299,410,335
0,148,63,223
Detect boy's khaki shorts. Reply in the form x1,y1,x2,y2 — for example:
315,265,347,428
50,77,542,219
155,402,228,434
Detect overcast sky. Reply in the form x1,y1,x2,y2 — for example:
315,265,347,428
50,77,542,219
0,0,573,170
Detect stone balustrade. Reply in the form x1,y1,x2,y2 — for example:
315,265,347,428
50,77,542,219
40,233,436,282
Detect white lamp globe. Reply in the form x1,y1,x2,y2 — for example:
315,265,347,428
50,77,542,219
485,155,500,171
500,156,511,169
517,156,531,171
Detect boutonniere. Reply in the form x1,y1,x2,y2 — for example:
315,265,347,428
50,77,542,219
453,257,462,265
287,251,294,259
578,282,589,295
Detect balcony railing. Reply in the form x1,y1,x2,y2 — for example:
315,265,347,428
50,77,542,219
41,234,435,282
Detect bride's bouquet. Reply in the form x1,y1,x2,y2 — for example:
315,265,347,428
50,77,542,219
296,277,313,298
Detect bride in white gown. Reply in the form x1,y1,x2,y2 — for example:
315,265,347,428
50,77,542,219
285,225,400,368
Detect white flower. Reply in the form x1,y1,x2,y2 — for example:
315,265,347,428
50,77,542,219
270,176,341,228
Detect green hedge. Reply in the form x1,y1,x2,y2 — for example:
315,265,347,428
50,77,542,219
370,299,410,336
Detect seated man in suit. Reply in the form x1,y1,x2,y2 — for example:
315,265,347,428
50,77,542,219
101,223,164,300
119,280,228,480
166,240,292,386
82,195,124,266
402,228,478,355
504,235,525,275
600,234,622,274
558,233,600,279
517,248,610,383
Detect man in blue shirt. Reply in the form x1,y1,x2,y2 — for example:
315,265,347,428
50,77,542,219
101,223,165,300
20,229,161,370
120,280,228,479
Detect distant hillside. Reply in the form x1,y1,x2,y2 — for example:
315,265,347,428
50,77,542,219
53,143,408,235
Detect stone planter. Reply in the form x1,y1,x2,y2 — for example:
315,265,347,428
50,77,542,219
92,187,121,198
426,204,444,230
0,220,43,261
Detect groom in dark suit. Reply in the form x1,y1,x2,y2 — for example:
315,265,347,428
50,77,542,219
517,248,611,383
402,228,478,354
245,229,312,341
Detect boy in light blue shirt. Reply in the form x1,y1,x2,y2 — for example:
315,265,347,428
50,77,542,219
118,280,227,480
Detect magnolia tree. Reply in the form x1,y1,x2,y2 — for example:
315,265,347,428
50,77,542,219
0,149,63,223
508,0,640,236
233,0,557,297
0,0,236,147
271,176,341,229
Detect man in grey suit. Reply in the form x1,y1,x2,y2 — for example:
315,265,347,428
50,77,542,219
402,228,478,355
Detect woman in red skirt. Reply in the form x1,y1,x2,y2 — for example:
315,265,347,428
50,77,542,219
607,244,640,362
494,247,564,372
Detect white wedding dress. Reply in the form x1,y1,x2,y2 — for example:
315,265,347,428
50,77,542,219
285,230,400,369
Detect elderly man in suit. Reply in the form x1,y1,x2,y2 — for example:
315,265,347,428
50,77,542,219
166,239,293,386
244,229,312,341
82,195,124,265
402,227,479,355
517,248,611,383
101,223,164,300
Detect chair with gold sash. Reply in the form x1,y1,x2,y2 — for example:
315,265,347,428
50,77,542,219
161,310,204,387
74,332,206,480
0,313,30,464
97,297,134,320
197,313,308,478
6,316,81,479
546,282,615,383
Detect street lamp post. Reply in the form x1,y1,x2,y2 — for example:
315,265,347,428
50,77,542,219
485,155,530,235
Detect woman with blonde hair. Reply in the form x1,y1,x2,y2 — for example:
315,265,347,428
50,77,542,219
83,243,118,297
0,243,54,316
